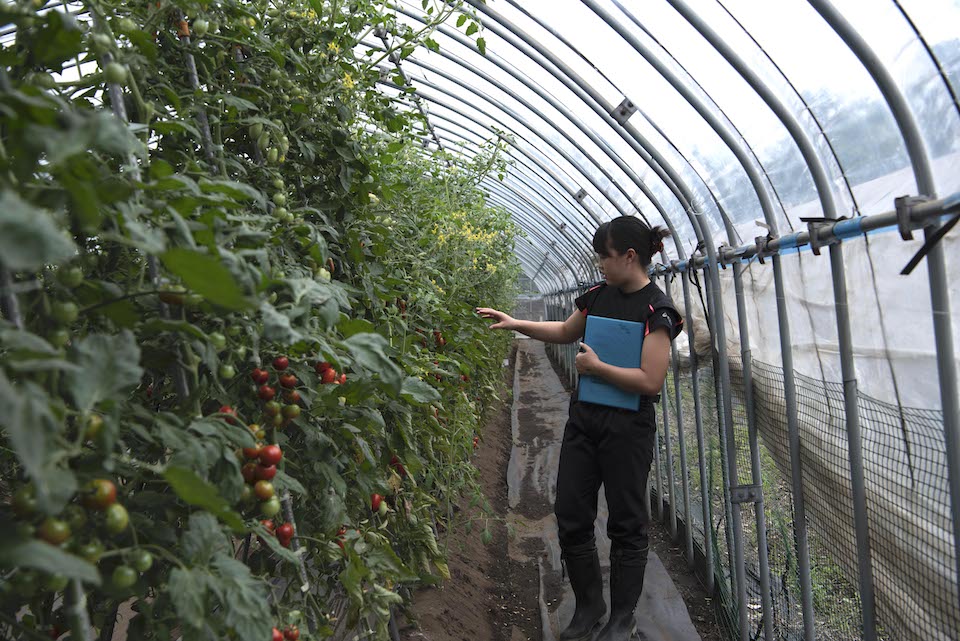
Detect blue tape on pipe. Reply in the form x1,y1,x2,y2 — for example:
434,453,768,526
943,191,960,212
833,217,865,239
676,260,688,272
778,234,800,250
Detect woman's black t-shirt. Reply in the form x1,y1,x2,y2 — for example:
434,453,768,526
572,281,683,406
574,281,683,340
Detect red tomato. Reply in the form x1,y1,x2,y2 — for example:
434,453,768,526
321,368,336,384
251,368,269,384
277,522,294,543
272,356,289,371
314,361,331,374
259,445,283,466
272,627,283,641
371,493,383,512
81,479,117,511
278,374,297,389
219,405,237,425
241,462,258,484
258,385,276,401
255,464,277,481
283,626,300,640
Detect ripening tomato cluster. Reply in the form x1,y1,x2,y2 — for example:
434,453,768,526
370,493,388,517
7,478,154,599
259,519,295,549
314,360,346,385
251,355,305,430
241,443,284,518
271,624,300,640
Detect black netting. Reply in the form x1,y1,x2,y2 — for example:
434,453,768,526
659,358,957,641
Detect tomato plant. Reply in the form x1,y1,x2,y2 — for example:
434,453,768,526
0,0,516,638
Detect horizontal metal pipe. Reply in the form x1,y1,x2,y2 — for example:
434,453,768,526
654,192,959,273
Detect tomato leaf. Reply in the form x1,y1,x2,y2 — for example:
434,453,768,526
160,248,251,311
197,178,265,209
210,555,272,641
65,331,143,412
182,513,231,564
168,567,210,627
342,333,403,389
0,191,77,270
400,377,441,405
163,466,245,532
365,543,418,582
0,536,101,586
339,554,368,604
259,302,304,344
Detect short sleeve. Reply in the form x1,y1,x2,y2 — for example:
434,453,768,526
647,306,684,341
574,283,605,315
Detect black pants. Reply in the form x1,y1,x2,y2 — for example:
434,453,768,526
555,398,657,554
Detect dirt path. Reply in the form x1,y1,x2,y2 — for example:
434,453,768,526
398,344,541,641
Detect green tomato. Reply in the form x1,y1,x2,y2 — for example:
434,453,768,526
209,332,227,350
240,484,255,505
219,364,236,380
11,486,36,517
117,17,137,33
104,62,127,85
272,192,286,207
130,550,153,573
192,18,209,37
49,329,70,349
104,503,129,534
272,178,285,190
38,518,71,545
64,505,88,531
44,573,69,592
92,32,113,52
77,539,105,562
58,266,83,288
83,413,104,441
52,301,79,324
267,148,279,164
111,565,137,589
250,123,264,139
260,497,282,518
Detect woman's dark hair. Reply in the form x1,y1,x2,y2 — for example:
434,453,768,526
592,216,668,267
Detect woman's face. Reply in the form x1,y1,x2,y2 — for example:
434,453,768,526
596,242,636,285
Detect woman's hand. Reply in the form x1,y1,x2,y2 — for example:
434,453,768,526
575,342,602,376
475,307,517,330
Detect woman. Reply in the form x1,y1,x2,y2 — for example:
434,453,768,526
477,216,683,640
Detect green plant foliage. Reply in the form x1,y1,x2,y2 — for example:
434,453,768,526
0,0,515,638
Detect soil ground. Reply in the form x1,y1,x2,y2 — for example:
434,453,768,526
398,341,725,641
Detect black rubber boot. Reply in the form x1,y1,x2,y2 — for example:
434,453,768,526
558,542,607,641
595,545,648,641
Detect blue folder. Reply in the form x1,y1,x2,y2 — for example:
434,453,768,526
577,315,645,410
